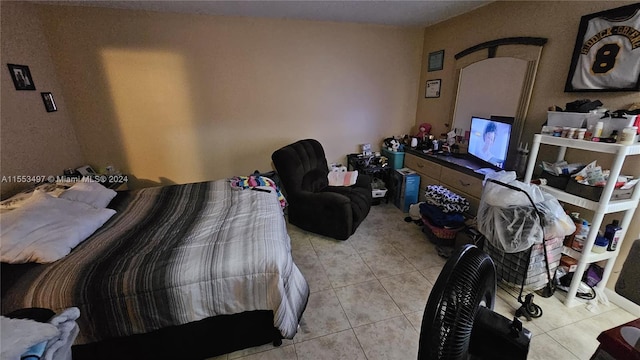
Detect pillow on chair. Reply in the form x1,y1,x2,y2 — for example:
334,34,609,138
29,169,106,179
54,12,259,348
302,169,328,192
327,171,359,187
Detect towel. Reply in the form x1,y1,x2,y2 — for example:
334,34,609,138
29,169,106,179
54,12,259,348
42,308,80,360
0,316,58,360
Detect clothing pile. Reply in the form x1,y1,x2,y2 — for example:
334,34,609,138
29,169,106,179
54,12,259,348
420,185,469,228
228,175,287,210
420,185,469,245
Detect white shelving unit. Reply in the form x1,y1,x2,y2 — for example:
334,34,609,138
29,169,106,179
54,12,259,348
524,134,640,307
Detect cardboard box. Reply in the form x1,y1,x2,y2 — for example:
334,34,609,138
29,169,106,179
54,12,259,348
391,168,420,212
560,255,578,272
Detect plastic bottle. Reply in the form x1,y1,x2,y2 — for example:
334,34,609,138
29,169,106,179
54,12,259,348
592,235,608,253
564,212,581,247
594,121,604,138
579,219,589,238
620,126,638,145
584,125,594,141
605,220,623,251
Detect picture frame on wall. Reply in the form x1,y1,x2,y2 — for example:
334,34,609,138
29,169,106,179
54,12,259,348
428,50,444,72
564,3,640,92
41,92,57,112
7,64,36,90
425,79,441,98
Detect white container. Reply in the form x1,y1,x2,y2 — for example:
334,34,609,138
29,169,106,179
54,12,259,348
620,126,638,145
592,244,607,253
547,111,595,128
587,115,636,138
372,189,387,198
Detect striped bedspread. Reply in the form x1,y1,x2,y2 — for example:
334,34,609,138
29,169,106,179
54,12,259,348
1,180,309,345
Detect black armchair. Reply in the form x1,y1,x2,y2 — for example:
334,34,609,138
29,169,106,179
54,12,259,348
272,139,372,240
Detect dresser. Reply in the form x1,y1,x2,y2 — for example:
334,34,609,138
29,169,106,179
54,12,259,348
404,149,486,215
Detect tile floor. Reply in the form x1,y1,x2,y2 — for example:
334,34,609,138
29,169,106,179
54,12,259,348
211,203,636,360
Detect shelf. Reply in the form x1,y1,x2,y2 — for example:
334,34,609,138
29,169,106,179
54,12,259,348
540,185,638,212
562,246,616,263
537,134,640,155
528,133,640,308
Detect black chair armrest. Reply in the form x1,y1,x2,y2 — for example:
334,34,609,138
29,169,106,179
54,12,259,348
354,173,372,191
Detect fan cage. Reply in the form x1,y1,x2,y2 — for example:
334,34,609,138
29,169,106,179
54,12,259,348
429,247,494,360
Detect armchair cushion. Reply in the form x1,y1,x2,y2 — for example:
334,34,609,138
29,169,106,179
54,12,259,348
302,169,328,192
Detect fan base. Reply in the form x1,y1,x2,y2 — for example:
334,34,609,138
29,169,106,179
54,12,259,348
470,307,531,360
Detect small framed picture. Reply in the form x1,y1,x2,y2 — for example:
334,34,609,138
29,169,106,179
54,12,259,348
428,50,444,72
361,143,372,155
425,79,441,98
41,92,57,112
7,64,36,90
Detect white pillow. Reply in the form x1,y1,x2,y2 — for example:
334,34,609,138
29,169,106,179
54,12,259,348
0,184,66,210
0,190,116,264
59,181,117,209
327,170,359,186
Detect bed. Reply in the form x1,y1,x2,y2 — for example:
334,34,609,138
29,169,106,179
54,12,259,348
1,180,309,359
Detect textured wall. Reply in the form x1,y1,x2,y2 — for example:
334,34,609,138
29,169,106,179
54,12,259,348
36,5,424,189
0,2,84,198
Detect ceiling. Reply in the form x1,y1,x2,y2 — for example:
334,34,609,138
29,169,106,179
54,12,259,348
41,1,492,27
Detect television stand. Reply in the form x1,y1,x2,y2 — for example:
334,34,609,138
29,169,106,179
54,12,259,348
404,148,491,215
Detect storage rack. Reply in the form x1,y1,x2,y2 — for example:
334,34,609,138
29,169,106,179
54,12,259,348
523,134,640,307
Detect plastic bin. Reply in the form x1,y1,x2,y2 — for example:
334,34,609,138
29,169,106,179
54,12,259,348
586,115,636,138
565,179,633,201
381,148,405,169
547,111,599,128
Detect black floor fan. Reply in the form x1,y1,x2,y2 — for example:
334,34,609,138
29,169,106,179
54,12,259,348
418,245,532,360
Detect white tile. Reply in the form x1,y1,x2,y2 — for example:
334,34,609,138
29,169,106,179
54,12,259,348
548,307,638,359
359,247,416,279
404,310,425,332
294,289,351,343
419,265,443,285
318,253,376,288
296,257,332,293
527,333,579,360
379,271,432,314
310,236,357,259
334,279,402,328
290,236,318,265
353,316,419,360
295,329,366,360
281,200,637,360
392,237,447,269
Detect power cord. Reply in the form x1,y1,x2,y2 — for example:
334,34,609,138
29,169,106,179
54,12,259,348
556,272,596,300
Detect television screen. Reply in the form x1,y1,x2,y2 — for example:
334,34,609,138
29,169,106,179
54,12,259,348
468,116,512,169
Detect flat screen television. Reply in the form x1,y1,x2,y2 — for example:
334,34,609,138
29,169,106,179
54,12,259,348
467,116,513,169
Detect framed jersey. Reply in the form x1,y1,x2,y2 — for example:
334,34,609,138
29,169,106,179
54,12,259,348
565,3,640,92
